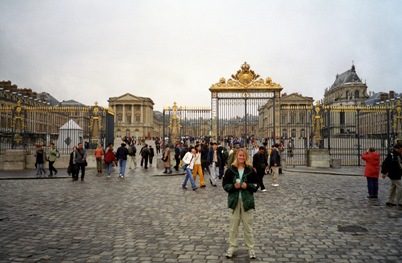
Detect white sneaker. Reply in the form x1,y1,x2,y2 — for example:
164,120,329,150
273,184,279,187
225,250,236,258
262,189,267,192
249,250,256,259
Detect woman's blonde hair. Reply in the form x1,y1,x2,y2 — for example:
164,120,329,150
231,148,252,168
97,144,102,149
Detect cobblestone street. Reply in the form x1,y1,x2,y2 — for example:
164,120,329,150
1,166,402,263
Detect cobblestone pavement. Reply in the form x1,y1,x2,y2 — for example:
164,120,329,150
1,166,402,263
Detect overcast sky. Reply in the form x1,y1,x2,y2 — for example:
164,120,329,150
1,0,401,111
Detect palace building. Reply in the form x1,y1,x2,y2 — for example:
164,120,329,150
108,93,162,139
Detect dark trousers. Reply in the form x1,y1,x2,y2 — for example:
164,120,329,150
174,156,180,170
256,168,266,190
72,164,79,180
77,163,86,180
219,164,225,179
149,156,153,165
49,161,57,175
367,177,379,196
142,156,149,168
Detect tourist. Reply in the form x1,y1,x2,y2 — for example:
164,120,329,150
217,142,228,178
116,142,129,177
48,142,59,177
104,143,116,177
381,144,402,207
181,146,198,190
35,145,46,178
162,144,172,174
148,145,155,166
361,147,381,198
140,144,148,167
251,143,259,157
207,142,220,187
128,141,137,169
75,143,87,181
69,146,78,181
174,142,181,171
155,138,161,154
192,144,206,188
94,144,104,173
253,146,268,192
222,148,258,259
201,142,210,176
270,143,281,187
227,144,240,168
140,144,150,169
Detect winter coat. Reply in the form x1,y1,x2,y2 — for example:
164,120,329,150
116,146,129,160
361,151,380,178
222,165,259,212
49,148,58,162
207,149,222,166
270,148,281,167
35,149,46,164
104,149,116,164
381,150,402,180
163,148,171,168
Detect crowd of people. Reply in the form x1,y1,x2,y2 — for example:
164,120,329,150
32,137,402,260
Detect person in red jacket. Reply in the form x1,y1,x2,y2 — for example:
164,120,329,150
361,147,381,198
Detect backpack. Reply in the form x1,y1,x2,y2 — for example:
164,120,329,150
128,145,135,155
56,149,60,158
141,147,149,157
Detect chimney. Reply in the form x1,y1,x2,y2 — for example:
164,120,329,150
389,90,395,99
380,92,388,101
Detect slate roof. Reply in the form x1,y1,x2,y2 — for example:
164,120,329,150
365,92,402,106
330,65,362,90
36,92,60,106
59,100,87,107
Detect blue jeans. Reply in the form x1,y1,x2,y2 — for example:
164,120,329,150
107,162,113,176
119,159,127,176
367,177,378,196
182,168,197,189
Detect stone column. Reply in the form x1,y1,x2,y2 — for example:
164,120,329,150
122,104,126,124
131,104,135,124
140,104,144,123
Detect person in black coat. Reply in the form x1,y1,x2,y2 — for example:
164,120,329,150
381,143,402,206
270,143,281,187
148,145,155,166
69,146,79,181
116,143,129,177
253,146,268,192
140,144,150,169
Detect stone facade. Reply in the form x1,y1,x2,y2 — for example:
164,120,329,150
108,93,161,139
258,92,314,140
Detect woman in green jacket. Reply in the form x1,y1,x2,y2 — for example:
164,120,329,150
222,148,259,259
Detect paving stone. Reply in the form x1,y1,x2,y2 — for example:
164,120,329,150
1,166,402,262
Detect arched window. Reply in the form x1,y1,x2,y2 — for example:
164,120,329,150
282,129,288,138
116,129,121,138
291,129,296,138
300,129,305,138
354,90,359,98
126,129,130,137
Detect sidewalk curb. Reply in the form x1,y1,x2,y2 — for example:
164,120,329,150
285,169,361,176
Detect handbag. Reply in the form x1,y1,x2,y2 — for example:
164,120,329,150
84,160,88,167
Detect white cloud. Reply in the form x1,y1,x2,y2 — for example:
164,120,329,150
1,0,401,110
